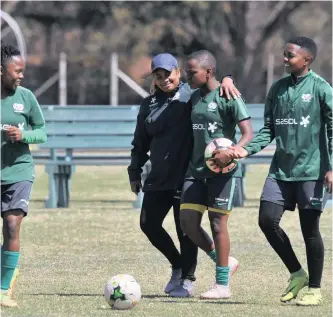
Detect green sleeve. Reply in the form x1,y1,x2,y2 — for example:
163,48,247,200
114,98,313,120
244,86,276,155
229,96,250,122
22,124,47,144
319,80,332,167
22,91,47,144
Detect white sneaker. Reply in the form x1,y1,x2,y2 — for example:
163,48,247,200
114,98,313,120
169,279,194,297
164,268,182,294
229,256,240,277
200,283,231,299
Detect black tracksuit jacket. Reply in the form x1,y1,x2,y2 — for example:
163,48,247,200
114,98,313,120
128,83,193,191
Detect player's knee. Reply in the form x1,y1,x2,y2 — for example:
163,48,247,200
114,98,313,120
208,211,228,235
209,217,221,234
258,208,276,232
258,212,270,232
180,211,195,236
3,210,24,240
140,218,155,237
4,219,20,241
140,208,153,233
140,216,162,238
258,220,266,234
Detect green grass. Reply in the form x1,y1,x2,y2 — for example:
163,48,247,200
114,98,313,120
1,165,332,317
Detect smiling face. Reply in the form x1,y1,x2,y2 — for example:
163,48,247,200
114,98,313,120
152,68,180,92
1,55,25,92
283,43,312,76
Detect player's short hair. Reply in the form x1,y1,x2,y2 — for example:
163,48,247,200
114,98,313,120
1,44,21,68
188,50,217,74
288,36,317,62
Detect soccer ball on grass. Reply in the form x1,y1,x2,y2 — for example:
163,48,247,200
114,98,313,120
104,274,141,310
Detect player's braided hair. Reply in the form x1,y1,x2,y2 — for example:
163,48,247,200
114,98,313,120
187,50,217,74
288,36,317,62
1,44,21,68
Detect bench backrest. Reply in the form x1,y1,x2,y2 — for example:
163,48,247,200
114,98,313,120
41,106,138,150
40,104,268,151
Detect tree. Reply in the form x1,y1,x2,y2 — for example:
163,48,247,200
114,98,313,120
1,1,331,104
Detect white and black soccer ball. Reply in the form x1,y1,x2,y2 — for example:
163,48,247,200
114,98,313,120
104,274,141,310
204,137,238,174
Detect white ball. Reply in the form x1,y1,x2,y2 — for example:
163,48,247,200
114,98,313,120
104,274,141,310
204,137,237,174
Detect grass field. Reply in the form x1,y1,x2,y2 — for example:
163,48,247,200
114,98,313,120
1,165,332,317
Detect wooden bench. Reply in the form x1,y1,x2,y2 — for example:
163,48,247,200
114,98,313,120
34,104,275,209
36,106,148,208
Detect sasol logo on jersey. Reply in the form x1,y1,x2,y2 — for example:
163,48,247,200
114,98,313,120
193,122,218,132
300,116,310,127
0,124,12,131
0,123,25,131
208,122,217,133
275,118,298,125
192,123,205,130
275,116,310,127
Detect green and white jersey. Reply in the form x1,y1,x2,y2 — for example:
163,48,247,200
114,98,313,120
189,87,250,179
244,70,332,181
1,86,47,185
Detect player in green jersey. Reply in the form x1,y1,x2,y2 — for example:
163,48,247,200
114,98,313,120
179,50,253,299
1,45,47,307
225,37,332,306
129,53,241,298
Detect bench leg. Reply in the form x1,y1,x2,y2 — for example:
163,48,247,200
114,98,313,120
57,165,72,208
57,176,69,208
45,168,57,209
45,164,72,208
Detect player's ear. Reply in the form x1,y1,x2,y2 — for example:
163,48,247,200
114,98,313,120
206,67,213,77
304,54,312,66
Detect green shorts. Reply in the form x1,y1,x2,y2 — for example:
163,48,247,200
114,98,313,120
180,176,237,214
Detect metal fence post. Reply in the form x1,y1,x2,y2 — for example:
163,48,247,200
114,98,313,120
59,52,67,106
110,53,119,106
266,53,275,96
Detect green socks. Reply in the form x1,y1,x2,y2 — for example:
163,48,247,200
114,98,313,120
216,266,230,286
207,250,230,285
1,249,20,291
207,249,217,263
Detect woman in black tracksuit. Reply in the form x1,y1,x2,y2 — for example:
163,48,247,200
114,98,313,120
128,53,237,297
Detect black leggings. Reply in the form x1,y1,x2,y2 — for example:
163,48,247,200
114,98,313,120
140,191,198,281
259,201,324,288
